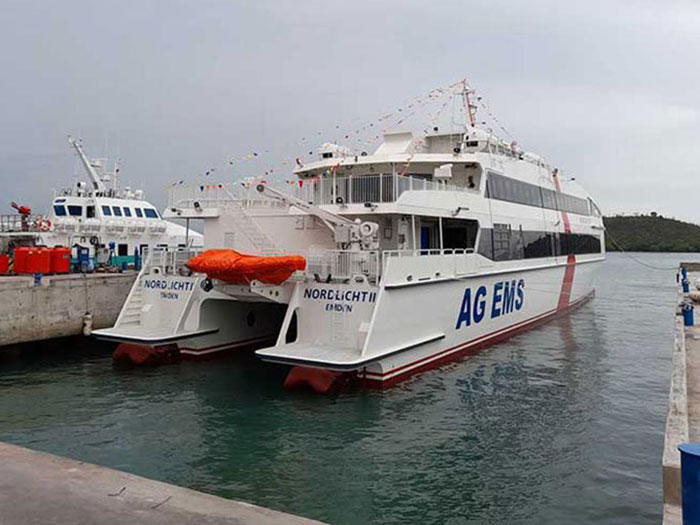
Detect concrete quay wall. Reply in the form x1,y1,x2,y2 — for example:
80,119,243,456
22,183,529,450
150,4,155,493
0,441,323,524
0,272,136,347
662,264,700,524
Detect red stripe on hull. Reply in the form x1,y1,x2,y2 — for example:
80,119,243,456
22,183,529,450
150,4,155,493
359,290,594,389
557,254,577,311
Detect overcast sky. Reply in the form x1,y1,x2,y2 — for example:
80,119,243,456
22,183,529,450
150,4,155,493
1,0,699,220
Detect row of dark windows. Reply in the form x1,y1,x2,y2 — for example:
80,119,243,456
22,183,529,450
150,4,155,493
477,224,602,261
53,204,159,219
486,171,591,216
102,205,159,218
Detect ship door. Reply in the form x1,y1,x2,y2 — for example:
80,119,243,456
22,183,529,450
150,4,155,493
421,227,430,251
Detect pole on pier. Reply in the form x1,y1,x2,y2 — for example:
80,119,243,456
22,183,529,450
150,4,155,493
679,443,700,524
185,218,190,247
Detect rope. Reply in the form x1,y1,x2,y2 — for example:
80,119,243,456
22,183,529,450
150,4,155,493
606,233,679,271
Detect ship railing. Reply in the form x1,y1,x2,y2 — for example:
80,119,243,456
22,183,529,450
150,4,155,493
305,250,381,283
168,173,473,210
142,247,203,275
0,214,41,233
288,173,470,205
381,248,477,280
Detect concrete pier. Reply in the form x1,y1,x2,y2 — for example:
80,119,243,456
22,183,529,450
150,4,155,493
0,441,323,524
663,263,700,524
0,272,136,347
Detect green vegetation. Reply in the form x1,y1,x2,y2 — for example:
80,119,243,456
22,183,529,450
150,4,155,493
604,214,700,252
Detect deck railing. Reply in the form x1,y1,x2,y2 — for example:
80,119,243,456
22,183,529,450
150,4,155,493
168,173,473,209
143,247,203,275
140,246,477,284
0,214,40,233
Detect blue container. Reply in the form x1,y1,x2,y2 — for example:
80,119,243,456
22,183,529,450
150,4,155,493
680,443,700,524
684,303,695,326
33,273,41,286
683,267,689,280
684,279,691,293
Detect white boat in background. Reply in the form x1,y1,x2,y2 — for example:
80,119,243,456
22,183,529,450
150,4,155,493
95,81,605,387
0,138,202,265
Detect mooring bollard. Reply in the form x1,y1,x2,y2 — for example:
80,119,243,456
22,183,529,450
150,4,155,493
684,278,691,293
679,443,700,524
683,302,695,326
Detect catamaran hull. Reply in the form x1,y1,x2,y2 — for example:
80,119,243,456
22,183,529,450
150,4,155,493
358,259,600,388
259,257,601,389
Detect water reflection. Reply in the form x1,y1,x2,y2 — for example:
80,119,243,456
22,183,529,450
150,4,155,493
0,253,683,524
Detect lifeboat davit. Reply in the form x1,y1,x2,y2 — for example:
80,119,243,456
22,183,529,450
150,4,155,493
187,249,306,285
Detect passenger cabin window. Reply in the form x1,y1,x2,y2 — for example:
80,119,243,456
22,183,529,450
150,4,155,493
67,205,82,217
589,199,602,218
144,208,158,219
53,205,67,216
101,205,112,216
441,219,478,250
477,225,602,261
123,207,132,217
112,206,122,217
135,208,143,218
86,206,95,218
486,171,590,216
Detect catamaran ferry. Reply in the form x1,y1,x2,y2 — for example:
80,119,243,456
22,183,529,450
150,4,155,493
95,81,605,388
0,138,202,265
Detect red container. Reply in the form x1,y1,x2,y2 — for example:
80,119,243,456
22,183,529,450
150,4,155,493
0,254,8,274
26,247,51,274
13,246,30,274
50,247,71,274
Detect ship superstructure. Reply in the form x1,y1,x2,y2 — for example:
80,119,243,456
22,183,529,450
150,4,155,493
0,138,203,265
95,81,605,384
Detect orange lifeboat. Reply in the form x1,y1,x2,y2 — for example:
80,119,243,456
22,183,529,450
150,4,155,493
187,249,306,285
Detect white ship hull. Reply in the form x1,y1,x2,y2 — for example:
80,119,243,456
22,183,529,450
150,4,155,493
255,253,601,388
357,258,598,387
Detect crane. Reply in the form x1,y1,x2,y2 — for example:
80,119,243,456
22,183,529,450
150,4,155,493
68,137,107,193
255,184,379,251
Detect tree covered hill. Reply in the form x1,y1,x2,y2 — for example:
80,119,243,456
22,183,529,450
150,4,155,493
604,214,700,252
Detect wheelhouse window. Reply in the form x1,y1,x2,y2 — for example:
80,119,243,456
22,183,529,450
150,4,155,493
67,205,82,217
144,208,159,219
135,208,143,218
101,205,112,216
112,206,122,217
53,205,67,216
123,207,132,217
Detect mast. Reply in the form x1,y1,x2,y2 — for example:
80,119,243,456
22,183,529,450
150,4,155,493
460,79,476,129
69,137,107,193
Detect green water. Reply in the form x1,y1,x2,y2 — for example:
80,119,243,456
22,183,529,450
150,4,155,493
0,253,679,523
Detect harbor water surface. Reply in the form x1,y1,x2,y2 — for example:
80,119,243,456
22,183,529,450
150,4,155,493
0,253,678,524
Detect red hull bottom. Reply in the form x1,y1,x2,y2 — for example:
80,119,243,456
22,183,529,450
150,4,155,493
358,291,595,390
112,336,277,365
